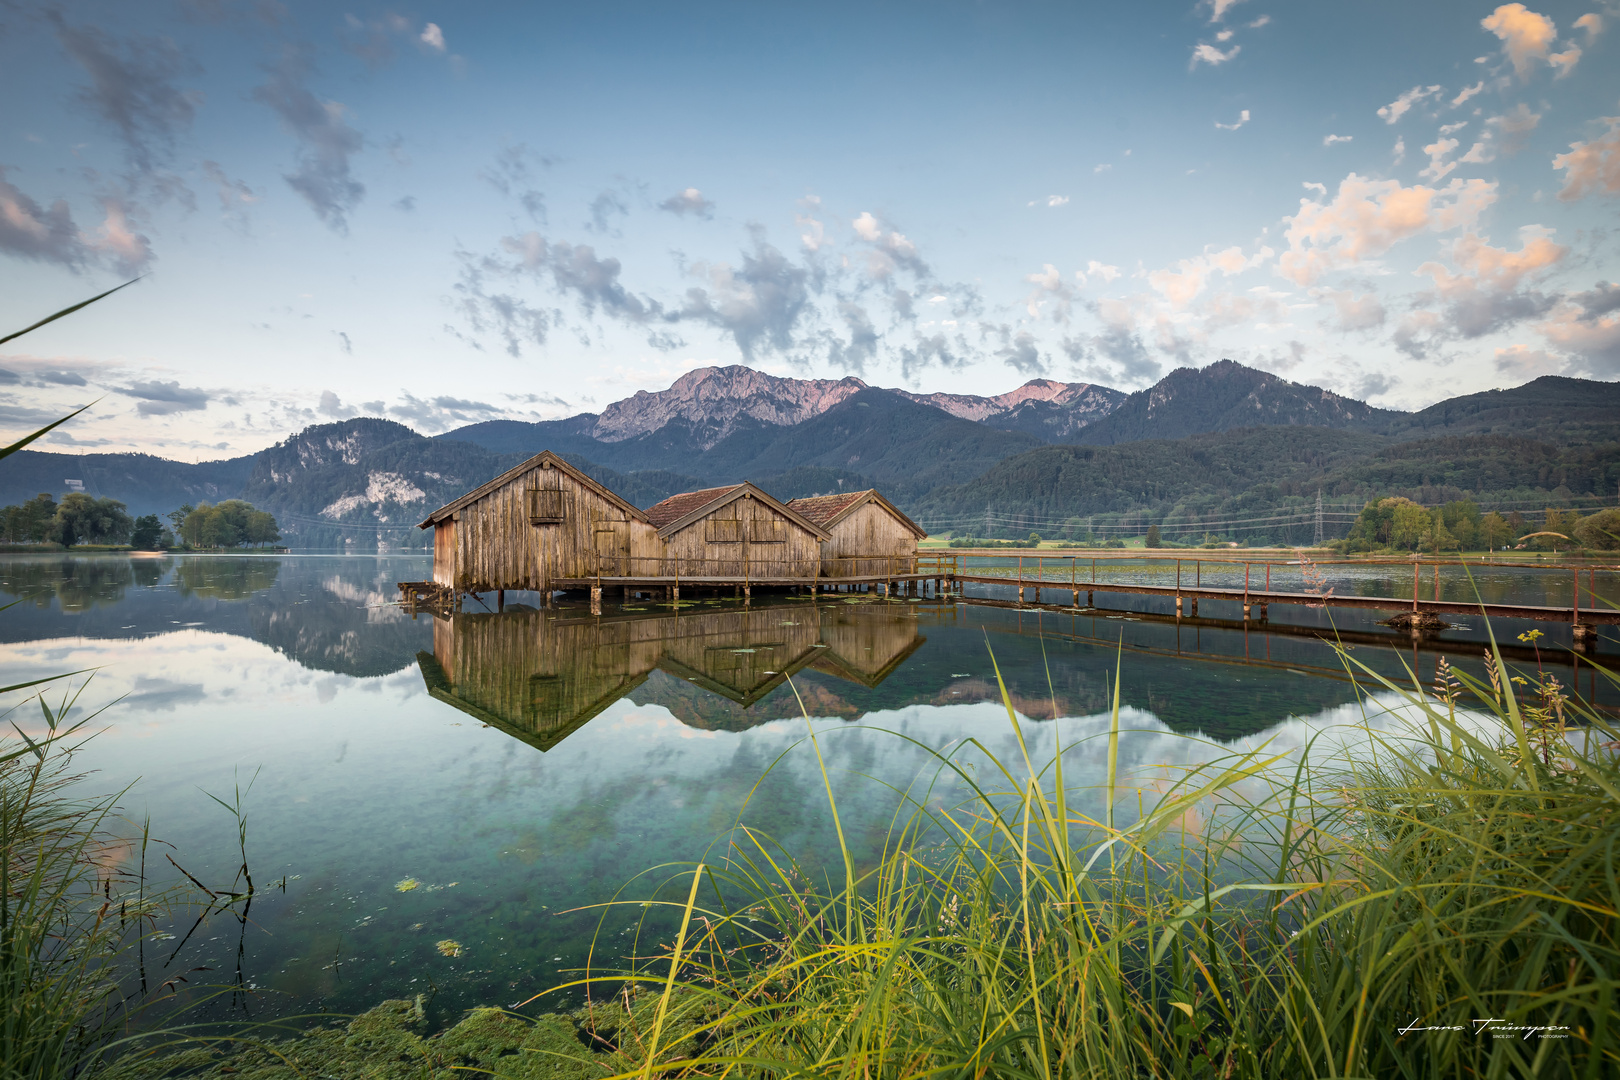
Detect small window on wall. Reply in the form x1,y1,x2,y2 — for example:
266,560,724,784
749,519,786,543
705,518,742,543
530,489,567,524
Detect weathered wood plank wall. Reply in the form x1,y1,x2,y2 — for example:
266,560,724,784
445,460,660,590
820,502,918,577
659,494,821,578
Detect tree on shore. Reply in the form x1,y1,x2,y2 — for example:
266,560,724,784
176,500,280,548
52,494,134,547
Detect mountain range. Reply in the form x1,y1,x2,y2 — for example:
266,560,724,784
5,361,1617,548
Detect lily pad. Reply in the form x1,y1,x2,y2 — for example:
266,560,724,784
395,877,420,893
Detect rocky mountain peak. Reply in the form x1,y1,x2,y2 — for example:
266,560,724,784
255,418,423,484
590,365,870,447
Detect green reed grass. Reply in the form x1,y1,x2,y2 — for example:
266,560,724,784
545,628,1617,1080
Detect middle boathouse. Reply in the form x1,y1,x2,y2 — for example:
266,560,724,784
411,450,947,608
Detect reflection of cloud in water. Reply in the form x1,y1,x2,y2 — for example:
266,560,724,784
122,675,207,712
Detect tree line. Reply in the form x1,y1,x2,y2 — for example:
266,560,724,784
0,494,280,550
1339,498,1620,553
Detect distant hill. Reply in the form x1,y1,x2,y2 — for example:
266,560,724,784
0,450,256,517
1070,359,1396,445
3,361,1616,549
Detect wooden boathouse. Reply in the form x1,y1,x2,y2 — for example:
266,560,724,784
414,450,660,594
640,482,828,581
787,489,928,578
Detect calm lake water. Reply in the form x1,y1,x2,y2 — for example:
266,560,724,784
0,553,1613,1030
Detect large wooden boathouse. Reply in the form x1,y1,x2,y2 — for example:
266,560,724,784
415,451,660,594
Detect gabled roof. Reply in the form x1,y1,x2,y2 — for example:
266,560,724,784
417,450,647,529
786,489,928,539
643,481,831,541
644,484,745,528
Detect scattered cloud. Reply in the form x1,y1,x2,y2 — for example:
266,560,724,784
1494,343,1566,375
1278,173,1498,285
1378,85,1441,125
1093,163,1112,174
252,46,366,232
1314,287,1387,331
588,189,629,233
1480,3,1579,79
1030,194,1070,206
1216,109,1250,130
1323,133,1353,146
1538,282,1620,375
1248,14,1270,29
1392,136,1406,165
1574,13,1604,40
1553,116,1620,201
1417,225,1567,337
318,389,356,417
480,143,547,222
1488,102,1541,155
52,16,202,182
121,379,209,416
1450,81,1485,107
1420,137,1460,180
420,23,446,52
1203,0,1248,22
387,392,504,432
659,187,714,218
1190,42,1240,68
1149,245,1272,308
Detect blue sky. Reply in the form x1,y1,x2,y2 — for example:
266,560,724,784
2,0,1618,459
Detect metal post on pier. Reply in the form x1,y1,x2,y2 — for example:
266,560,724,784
1175,559,1182,617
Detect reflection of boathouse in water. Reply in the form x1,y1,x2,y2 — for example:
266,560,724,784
415,604,925,752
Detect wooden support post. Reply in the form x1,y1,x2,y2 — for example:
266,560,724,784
1190,598,1197,616
1413,563,1420,612
590,584,601,615
1175,595,1183,616
744,583,751,602
498,589,505,611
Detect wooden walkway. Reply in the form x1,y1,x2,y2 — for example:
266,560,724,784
955,573,1620,629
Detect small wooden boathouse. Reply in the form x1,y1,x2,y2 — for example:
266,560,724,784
787,489,928,578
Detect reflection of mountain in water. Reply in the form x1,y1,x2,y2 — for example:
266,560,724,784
416,604,926,751
0,555,432,678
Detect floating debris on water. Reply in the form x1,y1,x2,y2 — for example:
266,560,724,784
436,939,463,957
395,877,421,892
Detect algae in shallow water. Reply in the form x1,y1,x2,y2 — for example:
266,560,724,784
105,990,715,1080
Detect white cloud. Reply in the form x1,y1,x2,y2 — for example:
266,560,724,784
1216,29,1235,42
1094,163,1112,174
1574,13,1604,40
1190,43,1241,67
1085,260,1122,284
1552,116,1620,201
1302,181,1326,195
1439,121,1469,136
852,211,881,242
1204,0,1247,21
1419,226,1567,298
1480,3,1573,79
1420,137,1460,180
420,23,445,52
1216,109,1250,130
1450,81,1485,107
1278,173,1498,285
1323,133,1353,146
1248,14,1271,28
1148,245,1272,307
1377,85,1441,125
1392,137,1406,165
1043,194,1070,207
